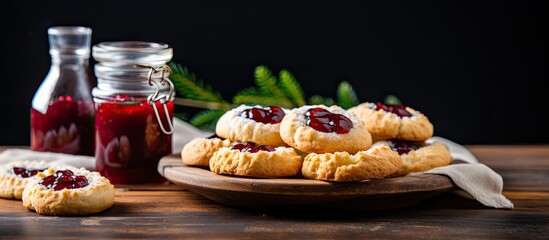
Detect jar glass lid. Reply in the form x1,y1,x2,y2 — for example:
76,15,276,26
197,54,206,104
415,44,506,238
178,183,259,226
92,41,173,67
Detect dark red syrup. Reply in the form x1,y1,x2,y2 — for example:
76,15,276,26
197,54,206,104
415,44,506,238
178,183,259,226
30,96,95,156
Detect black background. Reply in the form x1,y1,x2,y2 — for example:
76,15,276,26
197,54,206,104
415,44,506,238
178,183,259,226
2,0,547,145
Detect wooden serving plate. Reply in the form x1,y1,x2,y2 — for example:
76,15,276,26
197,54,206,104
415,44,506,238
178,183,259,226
158,154,455,211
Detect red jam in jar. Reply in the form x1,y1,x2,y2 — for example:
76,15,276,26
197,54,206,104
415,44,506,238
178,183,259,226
92,41,174,184
95,99,173,184
31,96,94,156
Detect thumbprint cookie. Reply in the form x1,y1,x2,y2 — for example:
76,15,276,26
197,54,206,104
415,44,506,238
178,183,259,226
216,105,287,146
22,168,115,216
373,139,452,177
348,102,433,141
181,136,231,168
279,105,372,154
209,142,303,178
0,161,51,200
301,145,402,182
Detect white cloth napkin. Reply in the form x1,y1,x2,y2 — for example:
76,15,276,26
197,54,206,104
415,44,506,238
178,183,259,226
0,149,95,170
421,136,513,209
0,119,513,209
422,163,513,209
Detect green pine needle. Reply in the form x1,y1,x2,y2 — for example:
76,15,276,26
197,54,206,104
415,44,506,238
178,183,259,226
233,88,294,108
308,95,335,106
337,81,359,109
279,69,306,106
189,109,226,130
384,94,402,105
169,63,365,130
254,65,285,97
169,63,227,103
174,112,189,121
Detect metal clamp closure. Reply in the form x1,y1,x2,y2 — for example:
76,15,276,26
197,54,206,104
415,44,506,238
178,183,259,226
134,64,174,135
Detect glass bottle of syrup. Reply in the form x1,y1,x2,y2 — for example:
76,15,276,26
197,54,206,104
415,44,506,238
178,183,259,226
30,26,95,156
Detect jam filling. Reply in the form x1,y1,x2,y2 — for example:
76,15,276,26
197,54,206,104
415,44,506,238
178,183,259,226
372,102,412,118
39,170,89,191
10,167,43,178
241,106,285,124
305,107,353,134
389,139,425,155
232,142,276,153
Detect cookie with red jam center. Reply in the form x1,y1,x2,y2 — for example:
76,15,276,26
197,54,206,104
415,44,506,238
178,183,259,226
210,142,303,178
372,140,452,177
22,168,115,216
0,161,50,200
279,105,372,154
216,105,288,146
181,136,231,168
348,102,434,141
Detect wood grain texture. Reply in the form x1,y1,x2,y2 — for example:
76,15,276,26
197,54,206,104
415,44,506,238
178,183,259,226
468,145,549,192
0,190,547,239
158,154,454,211
0,145,548,239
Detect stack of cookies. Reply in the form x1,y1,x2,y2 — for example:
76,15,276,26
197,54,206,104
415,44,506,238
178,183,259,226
349,102,451,177
181,103,451,182
182,105,303,178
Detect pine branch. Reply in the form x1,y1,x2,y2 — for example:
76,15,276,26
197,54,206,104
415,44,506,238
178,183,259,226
169,63,227,103
279,69,306,106
308,95,335,106
254,65,286,97
174,112,189,121
168,63,367,130
337,81,359,109
384,94,402,105
190,109,226,130
233,88,294,108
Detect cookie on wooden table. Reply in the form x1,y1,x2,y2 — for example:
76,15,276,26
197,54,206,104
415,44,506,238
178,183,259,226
0,161,51,200
22,168,115,216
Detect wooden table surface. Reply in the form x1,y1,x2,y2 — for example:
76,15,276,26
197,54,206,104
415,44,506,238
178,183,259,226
1,145,548,239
